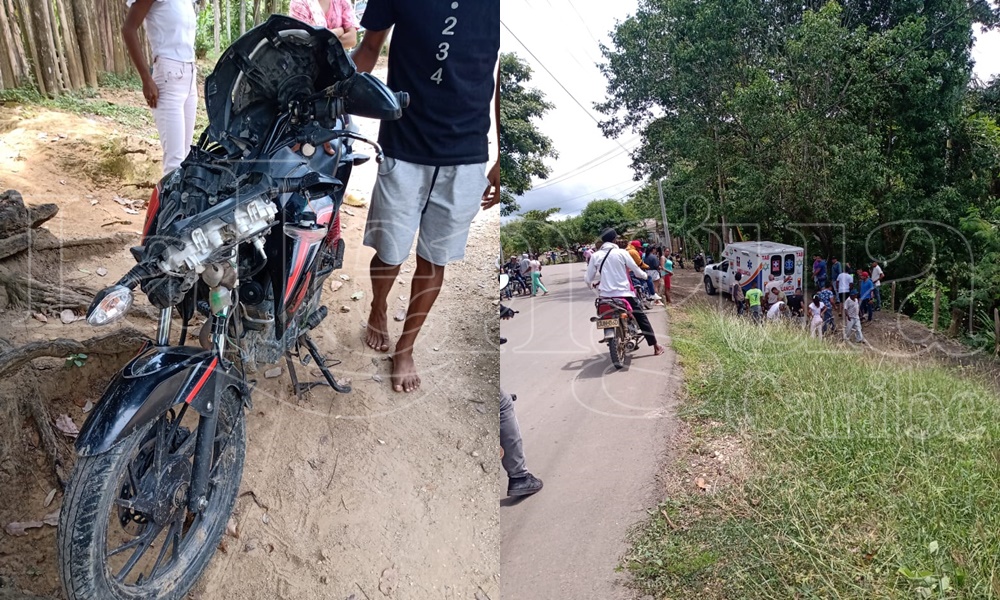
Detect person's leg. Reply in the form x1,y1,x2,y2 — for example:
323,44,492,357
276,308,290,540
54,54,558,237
530,272,539,296
625,296,659,348
874,286,882,310
182,61,197,155
390,163,483,392
362,158,427,352
391,256,444,392
536,272,548,294
500,390,527,480
150,59,188,175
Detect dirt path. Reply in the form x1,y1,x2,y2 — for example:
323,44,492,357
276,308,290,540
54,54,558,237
0,71,501,599
499,263,681,599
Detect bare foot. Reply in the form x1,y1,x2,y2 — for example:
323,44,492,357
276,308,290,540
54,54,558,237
390,350,421,393
365,303,390,352
653,344,666,356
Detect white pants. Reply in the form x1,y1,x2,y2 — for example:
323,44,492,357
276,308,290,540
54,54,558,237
810,317,823,338
844,317,865,343
151,56,198,175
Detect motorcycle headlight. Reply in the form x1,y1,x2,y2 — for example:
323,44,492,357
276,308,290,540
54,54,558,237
86,285,134,326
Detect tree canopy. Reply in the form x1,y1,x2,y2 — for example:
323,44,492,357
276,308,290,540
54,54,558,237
499,52,558,217
597,0,1000,335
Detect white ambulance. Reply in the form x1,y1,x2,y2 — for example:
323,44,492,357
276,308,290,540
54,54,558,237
702,241,805,300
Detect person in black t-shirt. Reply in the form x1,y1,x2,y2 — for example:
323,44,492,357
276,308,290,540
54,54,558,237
352,0,500,393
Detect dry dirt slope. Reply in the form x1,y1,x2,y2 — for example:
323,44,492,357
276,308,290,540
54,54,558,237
0,79,501,600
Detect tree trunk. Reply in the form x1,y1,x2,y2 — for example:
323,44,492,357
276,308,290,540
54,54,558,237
252,0,263,25
55,0,85,90
0,0,16,87
240,0,247,34
212,0,220,55
3,0,30,85
70,0,99,87
17,0,48,96
224,0,231,47
41,0,69,93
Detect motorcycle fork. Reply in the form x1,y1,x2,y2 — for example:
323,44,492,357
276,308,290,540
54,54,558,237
188,308,230,514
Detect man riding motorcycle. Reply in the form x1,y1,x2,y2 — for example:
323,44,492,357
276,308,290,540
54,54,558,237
584,228,666,357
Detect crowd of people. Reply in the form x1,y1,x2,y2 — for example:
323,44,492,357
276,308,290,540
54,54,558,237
729,255,887,344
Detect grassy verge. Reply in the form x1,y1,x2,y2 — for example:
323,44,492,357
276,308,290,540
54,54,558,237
0,86,152,129
625,308,1000,599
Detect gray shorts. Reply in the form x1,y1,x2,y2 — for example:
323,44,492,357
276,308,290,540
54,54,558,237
363,157,487,266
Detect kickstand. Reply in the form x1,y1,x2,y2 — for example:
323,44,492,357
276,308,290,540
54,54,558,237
301,334,352,393
283,351,325,398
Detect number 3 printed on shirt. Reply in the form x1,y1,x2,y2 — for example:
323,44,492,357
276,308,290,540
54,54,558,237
431,15,458,84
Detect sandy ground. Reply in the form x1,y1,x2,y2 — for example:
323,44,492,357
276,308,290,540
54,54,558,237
499,263,681,599
0,69,501,599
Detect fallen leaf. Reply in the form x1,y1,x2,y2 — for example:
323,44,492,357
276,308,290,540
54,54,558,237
83,401,94,413
264,367,282,379
77,268,90,274
226,518,240,539
393,309,406,322
372,374,383,383
339,274,351,281
695,477,709,490
122,207,139,215
350,291,364,301
42,510,59,526
329,280,344,292
96,267,108,277
261,513,270,525
113,195,130,206
60,309,76,324
340,306,351,313
4,521,43,536
342,208,356,217
43,489,57,508
54,415,79,438
32,312,48,323
90,199,98,206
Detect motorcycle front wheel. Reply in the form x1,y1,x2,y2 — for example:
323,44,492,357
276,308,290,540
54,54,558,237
58,390,246,600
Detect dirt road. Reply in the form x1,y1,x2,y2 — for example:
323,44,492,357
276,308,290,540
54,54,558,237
499,263,680,599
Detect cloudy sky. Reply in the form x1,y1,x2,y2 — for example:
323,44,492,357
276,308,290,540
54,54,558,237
499,0,1000,222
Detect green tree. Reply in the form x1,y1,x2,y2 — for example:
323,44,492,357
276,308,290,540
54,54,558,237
580,199,636,238
499,53,558,216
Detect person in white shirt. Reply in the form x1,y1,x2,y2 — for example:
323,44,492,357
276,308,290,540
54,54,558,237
584,228,665,356
123,0,199,175
529,255,547,296
766,300,787,321
842,290,866,343
836,269,854,304
870,261,884,310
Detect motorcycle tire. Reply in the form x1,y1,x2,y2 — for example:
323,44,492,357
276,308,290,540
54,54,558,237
609,330,625,369
58,391,246,600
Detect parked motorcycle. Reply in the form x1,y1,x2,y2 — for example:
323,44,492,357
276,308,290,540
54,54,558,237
591,298,645,369
57,17,407,600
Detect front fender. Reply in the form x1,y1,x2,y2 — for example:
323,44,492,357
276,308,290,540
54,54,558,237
76,343,230,456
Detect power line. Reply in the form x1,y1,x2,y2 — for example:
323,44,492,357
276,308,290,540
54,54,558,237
559,178,643,203
533,135,640,190
500,18,632,155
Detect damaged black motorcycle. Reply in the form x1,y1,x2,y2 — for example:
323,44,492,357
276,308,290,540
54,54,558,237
56,17,406,599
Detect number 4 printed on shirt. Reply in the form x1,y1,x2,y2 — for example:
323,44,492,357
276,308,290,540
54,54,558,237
431,9,459,84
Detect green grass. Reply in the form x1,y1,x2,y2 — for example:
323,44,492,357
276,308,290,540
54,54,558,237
624,309,1000,599
1,86,152,129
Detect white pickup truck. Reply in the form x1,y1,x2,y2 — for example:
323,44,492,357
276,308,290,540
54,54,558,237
703,241,805,299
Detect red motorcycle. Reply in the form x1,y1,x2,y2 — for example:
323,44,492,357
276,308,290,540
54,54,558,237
591,298,644,369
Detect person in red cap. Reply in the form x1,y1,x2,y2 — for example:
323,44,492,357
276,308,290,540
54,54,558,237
859,271,875,323
627,240,648,271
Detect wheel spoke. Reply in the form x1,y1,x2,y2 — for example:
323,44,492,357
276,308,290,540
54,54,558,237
107,527,153,558
147,514,182,580
114,523,164,582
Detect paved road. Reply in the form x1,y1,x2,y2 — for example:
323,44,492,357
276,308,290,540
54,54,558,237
500,262,680,600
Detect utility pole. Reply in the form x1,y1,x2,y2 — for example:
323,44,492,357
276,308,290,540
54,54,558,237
657,179,671,251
